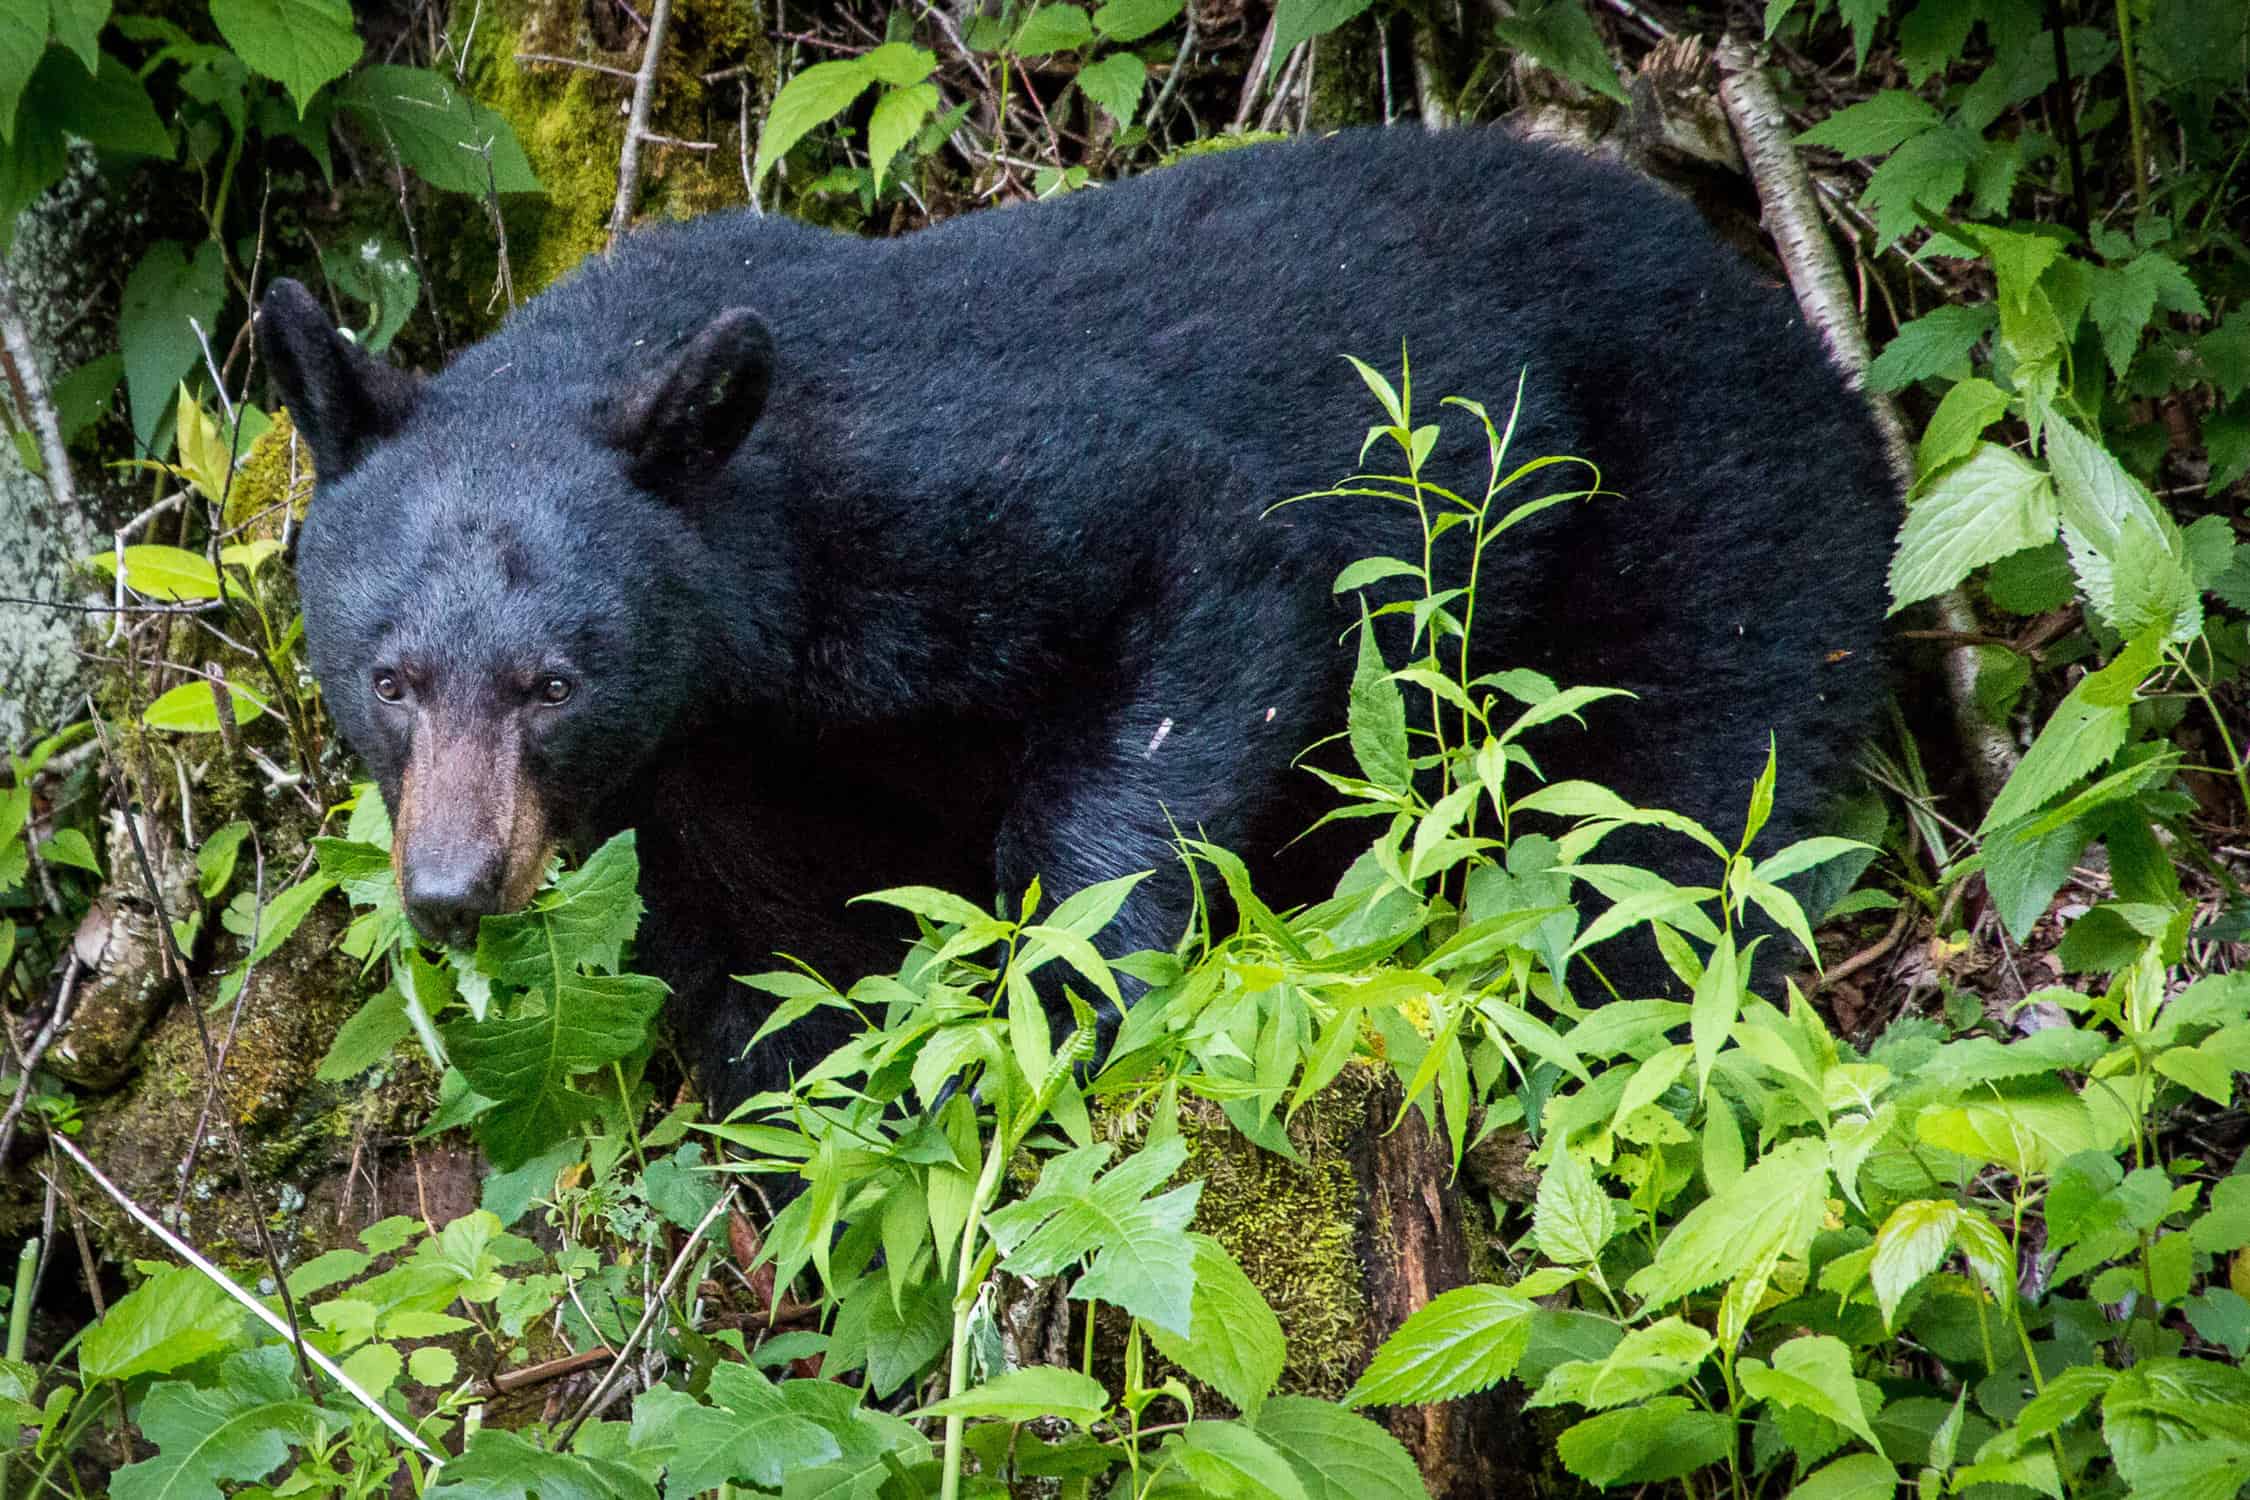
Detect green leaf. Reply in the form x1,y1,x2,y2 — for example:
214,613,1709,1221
2046,418,2198,643
1740,1335,1886,1456
829,1277,950,1399
1533,1144,1618,1266
2103,1360,2250,1500
1250,1397,1426,1500
1914,1082,2096,1176
1347,603,1410,794
1074,52,1147,126
2088,251,2207,379
85,542,222,601
750,56,874,188
340,65,540,195
1345,1285,1535,1406
1860,125,1978,247
918,1366,1110,1428
40,827,98,874
49,0,109,72
141,677,276,733
984,1139,1203,1334
77,1265,243,1384
1012,3,1095,54
476,831,642,982
1981,813,2088,942
1914,380,2012,480
1795,90,1941,157
1530,1316,1716,1410
1977,639,2155,832
1093,0,1182,41
112,1346,336,1500
1165,1422,1313,1500
1556,1396,1734,1487
1269,0,1375,75
1146,1234,1286,1415
427,1426,656,1500
1869,305,1996,392
1787,1452,1898,1500
0,3,42,144
446,973,665,1167
1872,1205,1962,1331
39,48,169,156
1491,0,1626,105
119,240,227,454
1625,1137,1830,1309
628,1366,840,1494
866,80,937,191
208,0,362,116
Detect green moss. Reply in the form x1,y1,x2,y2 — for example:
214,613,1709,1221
449,0,776,307
1156,130,1291,170
1174,1073,1374,1399
223,409,313,530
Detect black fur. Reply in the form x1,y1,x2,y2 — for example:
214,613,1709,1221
266,128,1894,1115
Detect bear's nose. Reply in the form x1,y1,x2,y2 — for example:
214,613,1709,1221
403,854,505,950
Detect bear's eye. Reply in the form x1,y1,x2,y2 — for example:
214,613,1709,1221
538,675,573,706
373,670,404,704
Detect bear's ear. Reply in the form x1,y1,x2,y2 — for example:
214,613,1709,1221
604,308,774,489
256,278,421,479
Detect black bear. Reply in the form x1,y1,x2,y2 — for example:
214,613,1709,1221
259,127,1893,1115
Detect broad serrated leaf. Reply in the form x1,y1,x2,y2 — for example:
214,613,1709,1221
1890,441,2056,610
209,0,361,116
867,80,937,190
1625,1137,1830,1309
1795,90,1942,156
1345,1285,1535,1406
475,832,642,982
1868,305,1996,392
1533,1144,1617,1266
628,1367,839,1494
1740,1335,1886,1456
1074,52,1147,125
1146,1234,1286,1414
1556,1396,1734,1487
111,1346,337,1500
1529,1316,1715,1410
1914,1082,2096,1176
444,972,666,1167
1166,1421,1313,1500
1250,1396,1426,1500
985,1139,1203,1334
1787,1451,1899,1500
1012,3,1094,53
77,1265,244,1384
1491,0,1626,104
426,1426,656,1500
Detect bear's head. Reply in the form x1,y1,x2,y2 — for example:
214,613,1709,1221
256,278,776,949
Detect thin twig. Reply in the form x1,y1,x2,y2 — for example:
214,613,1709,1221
46,1131,443,1469
0,955,82,1166
610,0,677,247
555,1186,736,1448
517,52,639,79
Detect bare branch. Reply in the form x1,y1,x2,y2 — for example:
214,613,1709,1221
610,0,677,246
0,263,78,522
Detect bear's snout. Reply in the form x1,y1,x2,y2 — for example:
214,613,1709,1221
402,849,506,950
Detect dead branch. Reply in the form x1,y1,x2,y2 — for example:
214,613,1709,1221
610,0,677,246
